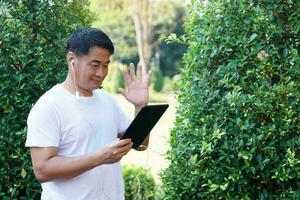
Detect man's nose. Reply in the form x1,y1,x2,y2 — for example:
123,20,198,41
96,67,105,77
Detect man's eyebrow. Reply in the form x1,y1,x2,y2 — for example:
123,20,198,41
89,60,110,65
90,60,110,64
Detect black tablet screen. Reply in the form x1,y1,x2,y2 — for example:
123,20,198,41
120,104,169,148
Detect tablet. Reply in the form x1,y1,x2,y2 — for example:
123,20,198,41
120,104,169,148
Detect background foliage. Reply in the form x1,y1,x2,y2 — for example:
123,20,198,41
161,0,300,199
122,165,156,200
0,0,93,198
90,0,187,77
151,66,164,92
101,62,126,93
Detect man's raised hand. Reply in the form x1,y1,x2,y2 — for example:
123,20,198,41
119,63,151,106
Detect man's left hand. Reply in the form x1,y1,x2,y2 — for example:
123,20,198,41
119,63,151,106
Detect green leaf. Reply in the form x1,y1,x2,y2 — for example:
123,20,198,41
283,48,289,58
20,168,27,179
220,183,228,191
250,33,257,42
209,184,219,192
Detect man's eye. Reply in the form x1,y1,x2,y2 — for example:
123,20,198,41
91,64,98,68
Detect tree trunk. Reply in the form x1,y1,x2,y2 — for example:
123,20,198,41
131,0,153,71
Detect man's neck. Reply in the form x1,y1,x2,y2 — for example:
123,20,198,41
62,79,76,94
61,79,93,97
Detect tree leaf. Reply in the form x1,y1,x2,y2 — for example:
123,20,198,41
250,33,257,42
20,168,27,179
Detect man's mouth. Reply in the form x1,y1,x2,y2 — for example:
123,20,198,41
92,79,102,85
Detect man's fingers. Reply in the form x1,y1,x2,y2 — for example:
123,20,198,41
121,140,133,150
137,63,143,80
113,141,133,157
129,63,136,81
119,143,133,155
115,138,132,147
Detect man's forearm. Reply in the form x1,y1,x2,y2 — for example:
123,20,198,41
134,105,144,116
31,139,132,183
33,151,104,183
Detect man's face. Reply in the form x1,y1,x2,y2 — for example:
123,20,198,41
73,47,110,96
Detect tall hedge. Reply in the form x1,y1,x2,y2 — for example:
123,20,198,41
161,0,300,199
0,1,93,199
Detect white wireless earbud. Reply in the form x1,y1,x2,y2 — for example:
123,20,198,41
70,60,79,99
71,60,75,69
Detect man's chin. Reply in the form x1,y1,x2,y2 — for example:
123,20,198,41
91,80,102,87
90,83,103,90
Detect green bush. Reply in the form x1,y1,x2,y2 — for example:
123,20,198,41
111,65,125,93
161,0,300,199
151,66,164,92
122,165,156,200
101,62,125,93
0,1,93,199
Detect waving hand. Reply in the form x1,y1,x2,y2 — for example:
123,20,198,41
119,63,151,106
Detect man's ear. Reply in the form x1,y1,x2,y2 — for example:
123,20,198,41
67,51,75,66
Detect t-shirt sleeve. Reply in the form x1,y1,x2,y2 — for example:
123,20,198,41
25,99,61,147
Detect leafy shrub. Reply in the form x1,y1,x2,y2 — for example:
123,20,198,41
0,1,93,199
111,65,125,93
151,66,164,92
122,165,156,200
101,62,125,93
161,0,300,199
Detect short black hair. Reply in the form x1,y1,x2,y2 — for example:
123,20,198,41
66,28,114,56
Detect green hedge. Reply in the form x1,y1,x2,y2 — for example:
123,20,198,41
123,165,156,200
151,66,164,92
0,1,93,199
101,62,125,93
161,0,300,199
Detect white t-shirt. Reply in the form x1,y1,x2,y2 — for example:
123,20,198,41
26,84,131,200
